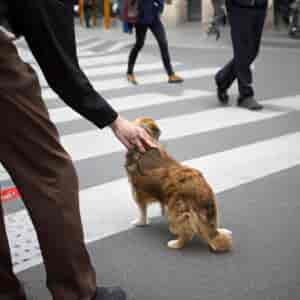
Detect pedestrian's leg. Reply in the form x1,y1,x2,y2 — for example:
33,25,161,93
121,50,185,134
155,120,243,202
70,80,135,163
214,1,237,91
0,31,96,300
215,59,236,91
85,6,92,27
150,18,183,83
251,7,267,61
127,24,147,75
227,3,254,98
150,18,174,76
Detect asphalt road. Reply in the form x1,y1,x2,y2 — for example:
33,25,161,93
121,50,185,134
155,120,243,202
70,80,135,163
1,23,300,300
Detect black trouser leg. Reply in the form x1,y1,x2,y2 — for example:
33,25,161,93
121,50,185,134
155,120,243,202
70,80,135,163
215,59,236,91
216,2,267,98
127,24,147,75
149,17,174,76
84,6,92,27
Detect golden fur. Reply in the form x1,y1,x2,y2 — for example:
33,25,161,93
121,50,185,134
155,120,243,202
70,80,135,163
125,117,233,252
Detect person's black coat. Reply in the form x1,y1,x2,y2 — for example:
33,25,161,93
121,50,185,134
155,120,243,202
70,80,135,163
4,0,118,129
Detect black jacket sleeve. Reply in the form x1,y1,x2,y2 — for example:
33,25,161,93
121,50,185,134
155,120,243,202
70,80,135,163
8,0,118,129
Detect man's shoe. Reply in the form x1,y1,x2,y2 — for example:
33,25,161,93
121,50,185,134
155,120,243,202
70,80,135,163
217,88,229,105
215,79,229,105
168,74,184,84
93,287,127,300
238,96,263,110
127,74,138,85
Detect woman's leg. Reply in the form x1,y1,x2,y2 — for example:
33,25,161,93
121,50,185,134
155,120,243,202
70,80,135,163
127,23,148,75
149,18,174,76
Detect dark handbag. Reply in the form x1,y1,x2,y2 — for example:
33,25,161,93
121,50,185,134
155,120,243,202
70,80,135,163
231,0,268,7
123,0,139,24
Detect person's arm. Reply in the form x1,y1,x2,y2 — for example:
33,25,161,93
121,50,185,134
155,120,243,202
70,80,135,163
8,0,157,152
8,0,117,129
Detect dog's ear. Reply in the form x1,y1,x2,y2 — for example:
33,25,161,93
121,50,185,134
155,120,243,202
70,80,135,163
141,123,161,140
151,125,161,140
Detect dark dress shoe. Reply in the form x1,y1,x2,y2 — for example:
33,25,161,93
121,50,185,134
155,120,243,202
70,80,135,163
238,96,263,110
215,78,229,105
217,88,229,105
93,287,127,300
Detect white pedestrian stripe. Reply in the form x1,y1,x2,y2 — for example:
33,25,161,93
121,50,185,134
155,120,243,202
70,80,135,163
60,99,291,161
29,53,130,69
264,95,300,111
101,41,132,54
42,67,219,99
78,40,107,51
48,89,212,123
2,94,297,184
12,131,300,273
3,39,300,275
37,62,182,87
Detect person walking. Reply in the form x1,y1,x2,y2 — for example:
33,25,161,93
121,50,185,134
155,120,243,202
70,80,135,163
0,1,156,300
215,0,268,110
84,0,93,28
125,0,183,85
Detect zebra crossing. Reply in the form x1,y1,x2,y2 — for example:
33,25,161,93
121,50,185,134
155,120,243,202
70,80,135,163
1,36,300,274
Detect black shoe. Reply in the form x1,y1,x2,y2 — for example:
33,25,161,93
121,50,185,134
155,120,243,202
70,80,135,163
217,88,229,105
215,78,229,105
238,96,263,110
93,287,127,300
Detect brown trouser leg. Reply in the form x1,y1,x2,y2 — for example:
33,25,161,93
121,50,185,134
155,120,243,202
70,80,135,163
0,32,96,300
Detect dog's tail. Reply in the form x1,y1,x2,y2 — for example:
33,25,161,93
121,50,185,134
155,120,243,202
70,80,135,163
187,208,216,243
187,204,233,252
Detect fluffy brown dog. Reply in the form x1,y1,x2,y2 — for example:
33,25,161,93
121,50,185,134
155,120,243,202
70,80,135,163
125,117,233,252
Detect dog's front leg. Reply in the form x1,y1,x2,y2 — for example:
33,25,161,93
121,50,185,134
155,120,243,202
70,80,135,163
131,189,149,227
132,202,148,227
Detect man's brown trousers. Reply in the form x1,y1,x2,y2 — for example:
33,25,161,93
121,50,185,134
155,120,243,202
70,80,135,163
0,31,97,300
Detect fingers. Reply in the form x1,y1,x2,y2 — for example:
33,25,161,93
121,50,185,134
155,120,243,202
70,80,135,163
135,138,146,153
117,131,132,150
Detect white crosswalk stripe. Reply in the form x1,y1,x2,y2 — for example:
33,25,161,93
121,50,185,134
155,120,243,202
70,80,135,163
1,38,300,273
42,67,219,99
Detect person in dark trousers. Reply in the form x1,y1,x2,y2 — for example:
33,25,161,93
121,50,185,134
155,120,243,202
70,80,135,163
215,0,268,110
84,0,93,27
126,0,183,85
0,1,156,300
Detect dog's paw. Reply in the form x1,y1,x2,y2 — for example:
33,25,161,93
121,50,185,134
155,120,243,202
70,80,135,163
167,239,184,249
131,218,148,227
218,228,232,237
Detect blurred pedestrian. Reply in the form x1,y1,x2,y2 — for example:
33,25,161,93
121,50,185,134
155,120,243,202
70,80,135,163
207,0,227,40
0,1,156,300
215,0,268,110
84,0,93,27
124,0,183,85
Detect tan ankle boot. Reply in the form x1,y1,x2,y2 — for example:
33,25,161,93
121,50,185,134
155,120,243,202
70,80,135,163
168,74,184,84
127,74,138,85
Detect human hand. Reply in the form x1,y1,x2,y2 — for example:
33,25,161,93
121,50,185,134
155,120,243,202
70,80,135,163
110,116,158,152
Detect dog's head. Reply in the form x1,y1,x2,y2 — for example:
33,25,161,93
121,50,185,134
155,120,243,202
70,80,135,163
209,228,233,253
133,117,161,141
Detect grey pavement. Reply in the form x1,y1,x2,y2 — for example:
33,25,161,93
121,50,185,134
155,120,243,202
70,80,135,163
1,21,300,300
